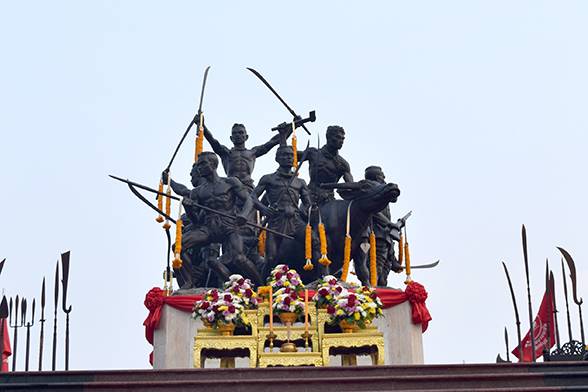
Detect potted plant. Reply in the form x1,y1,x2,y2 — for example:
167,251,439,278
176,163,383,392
272,287,305,325
267,264,305,293
327,285,383,333
224,274,259,309
312,275,343,308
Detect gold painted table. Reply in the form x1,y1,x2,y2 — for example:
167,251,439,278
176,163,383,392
258,352,324,367
193,335,258,368
321,330,385,366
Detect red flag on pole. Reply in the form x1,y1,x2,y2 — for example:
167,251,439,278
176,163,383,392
512,288,555,361
1,319,11,372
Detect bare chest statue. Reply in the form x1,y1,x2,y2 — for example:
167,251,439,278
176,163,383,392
195,180,235,210
226,149,256,179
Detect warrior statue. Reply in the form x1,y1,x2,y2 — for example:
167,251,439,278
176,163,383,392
300,125,353,206
247,145,314,277
203,122,282,190
180,151,263,285
364,166,402,286
162,165,220,289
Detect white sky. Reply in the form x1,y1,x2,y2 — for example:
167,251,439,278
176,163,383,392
1,1,587,369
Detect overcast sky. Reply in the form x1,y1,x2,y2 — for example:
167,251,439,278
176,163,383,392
1,1,587,369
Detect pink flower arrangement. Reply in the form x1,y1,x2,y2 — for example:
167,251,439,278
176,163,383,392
267,264,305,292
193,289,249,328
312,275,343,307
326,285,383,328
224,274,259,309
272,286,306,315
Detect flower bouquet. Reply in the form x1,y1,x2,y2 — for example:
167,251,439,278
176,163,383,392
327,285,383,332
312,275,343,308
224,274,259,309
272,287,305,324
267,264,305,293
193,290,249,334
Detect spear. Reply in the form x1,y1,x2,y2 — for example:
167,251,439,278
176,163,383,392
38,277,46,371
504,327,510,362
543,259,551,358
521,225,536,361
501,261,522,358
0,296,8,373
24,298,35,371
51,261,59,371
61,251,72,370
549,271,560,349
561,258,573,342
0,259,5,277
9,295,25,371
557,247,584,345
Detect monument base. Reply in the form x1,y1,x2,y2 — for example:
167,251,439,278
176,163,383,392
153,300,423,368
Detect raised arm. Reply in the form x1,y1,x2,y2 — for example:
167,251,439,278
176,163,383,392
203,124,230,158
161,170,190,197
252,132,281,158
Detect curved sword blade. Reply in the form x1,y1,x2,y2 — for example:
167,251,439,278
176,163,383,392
61,251,72,313
557,247,583,305
197,66,211,114
399,260,440,270
501,261,522,350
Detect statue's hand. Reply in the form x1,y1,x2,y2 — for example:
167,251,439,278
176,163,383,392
262,206,277,218
161,169,169,184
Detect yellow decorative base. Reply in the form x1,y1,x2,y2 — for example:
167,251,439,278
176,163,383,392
258,352,324,367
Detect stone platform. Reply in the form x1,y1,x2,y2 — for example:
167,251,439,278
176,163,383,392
153,300,423,369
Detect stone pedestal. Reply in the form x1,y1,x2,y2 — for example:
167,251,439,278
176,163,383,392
153,301,423,368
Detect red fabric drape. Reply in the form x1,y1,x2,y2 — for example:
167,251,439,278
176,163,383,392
143,284,431,365
1,319,11,372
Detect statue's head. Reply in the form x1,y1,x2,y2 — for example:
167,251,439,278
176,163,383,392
325,125,345,150
190,162,201,187
275,145,294,167
230,123,248,146
365,166,385,183
196,151,219,176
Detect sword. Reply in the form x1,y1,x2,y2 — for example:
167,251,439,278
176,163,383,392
38,277,46,371
502,261,522,360
246,67,311,135
51,261,59,371
166,66,211,171
111,175,294,240
557,247,585,345
561,258,573,342
61,251,72,370
398,260,440,270
25,298,35,371
0,296,7,373
521,225,536,361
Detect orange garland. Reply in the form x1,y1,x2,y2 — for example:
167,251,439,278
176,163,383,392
195,113,204,162
369,230,377,287
318,222,331,266
303,223,313,271
155,179,164,223
341,201,353,282
404,240,412,284
341,235,352,282
163,182,172,230
172,218,183,269
398,233,404,265
291,123,298,171
258,228,266,257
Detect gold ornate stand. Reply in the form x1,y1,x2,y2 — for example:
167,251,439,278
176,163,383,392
193,302,385,368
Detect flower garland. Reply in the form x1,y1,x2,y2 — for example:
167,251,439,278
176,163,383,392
326,283,383,328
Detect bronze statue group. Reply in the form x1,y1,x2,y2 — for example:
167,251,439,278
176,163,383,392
161,119,403,290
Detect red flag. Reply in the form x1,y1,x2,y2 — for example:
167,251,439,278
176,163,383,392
512,289,555,361
1,319,11,372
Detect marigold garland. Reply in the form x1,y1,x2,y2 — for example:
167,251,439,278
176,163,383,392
318,222,331,266
303,223,313,271
291,125,298,171
404,240,412,284
163,178,172,230
369,230,377,287
156,179,164,223
194,113,204,162
341,234,352,282
258,228,266,257
398,233,404,265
